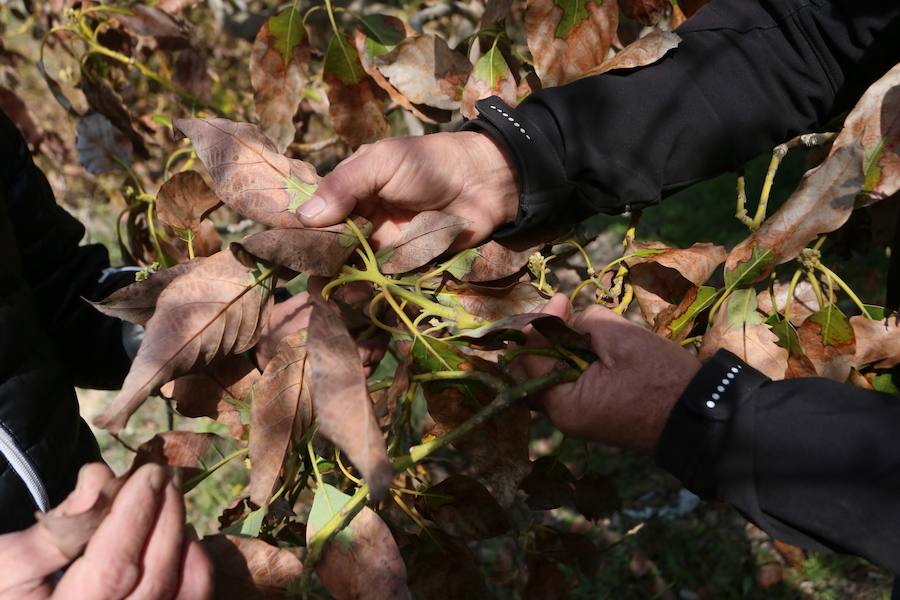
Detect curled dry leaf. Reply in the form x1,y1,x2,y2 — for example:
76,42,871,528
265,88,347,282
76,113,134,175
373,34,473,111
700,289,788,379
202,534,304,600
233,218,370,277
80,72,150,159
625,241,726,326
251,6,310,153
173,48,212,102
114,5,190,49
725,143,865,287
173,118,320,228
156,170,222,234
132,431,241,481
452,240,543,282
438,281,547,322
526,0,619,87
308,300,393,500
250,333,314,507
581,30,680,78
415,475,509,540
36,477,126,560
830,63,900,202
308,484,411,600
353,17,450,124
89,259,202,325
172,352,260,435
377,210,469,274
461,42,517,119
796,305,856,381
95,250,275,432
851,315,900,369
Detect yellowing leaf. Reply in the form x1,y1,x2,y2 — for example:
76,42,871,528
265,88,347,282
250,6,310,153
377,211,469,274
156,170,222,234
581,30,680,78
461,43,517,119
526,0,618,86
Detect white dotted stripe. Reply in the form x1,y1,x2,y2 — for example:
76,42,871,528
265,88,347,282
488,105,531,140
706,364,743,409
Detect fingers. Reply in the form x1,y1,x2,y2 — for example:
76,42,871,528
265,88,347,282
174,532,213,600
55,464,168,600
58,463,115,516
541,293,570,320
0,463,115,586
297,143,389,227
126,479,185,600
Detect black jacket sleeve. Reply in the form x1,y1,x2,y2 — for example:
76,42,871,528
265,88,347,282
0,110,133,390
463,0,900,236
656,350,900,574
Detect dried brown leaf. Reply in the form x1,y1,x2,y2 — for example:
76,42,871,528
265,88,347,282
757,281,821,326
232,218,370,277
308,300,393,500
461,43,517,119
202,535,304,599
378,211,469,274
173,118,320,228
725,143,865,283
415,475,509,540
850,316,900,369
526,0,619,87
438,282,547,322
830,63,900,202
89,260,201,326
251,9,310,153
306,492,411,600
172,352,259,436
457,240,542,282
95,250,275,432
76,113,133,175
156,170,222,234
700,291,788,379
132,431,241,481
324,73,390,149
620,0,667,25
374,34,472,111
582,30,680,78
250,333,313,507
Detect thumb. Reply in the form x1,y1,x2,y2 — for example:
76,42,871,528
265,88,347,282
296,144,387,227
515,294,573,380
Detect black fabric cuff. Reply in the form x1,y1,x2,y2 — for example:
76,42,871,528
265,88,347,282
462,96,585,238
655,349,768,498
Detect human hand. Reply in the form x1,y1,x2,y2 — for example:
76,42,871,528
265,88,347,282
520,295,702,450
0,463,212,600
294,132,520,249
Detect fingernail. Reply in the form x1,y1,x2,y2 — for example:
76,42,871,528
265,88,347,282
298,195,326,219
145,465,167,493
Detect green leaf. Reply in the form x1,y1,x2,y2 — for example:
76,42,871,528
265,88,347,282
357,14,405,57
554,0,591,38
669,286,718,337
872,372,899,395
630,247,666,258
808,304,854,347
863,304,885,320
268,5,305,66
473,44,510,88
445,248,480,279
769,317,803,356
222,507,265,537
724,247,776,289
725,288,764,329
324,34,366,85
309,483,354,547
411,336,467,372
286,175,318,212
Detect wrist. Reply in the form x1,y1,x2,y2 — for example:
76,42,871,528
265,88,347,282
465,131,520,229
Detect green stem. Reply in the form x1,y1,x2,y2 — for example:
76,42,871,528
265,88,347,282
784,268,803,323
411,370,505,391
183,447,248,492
816,263,873,318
